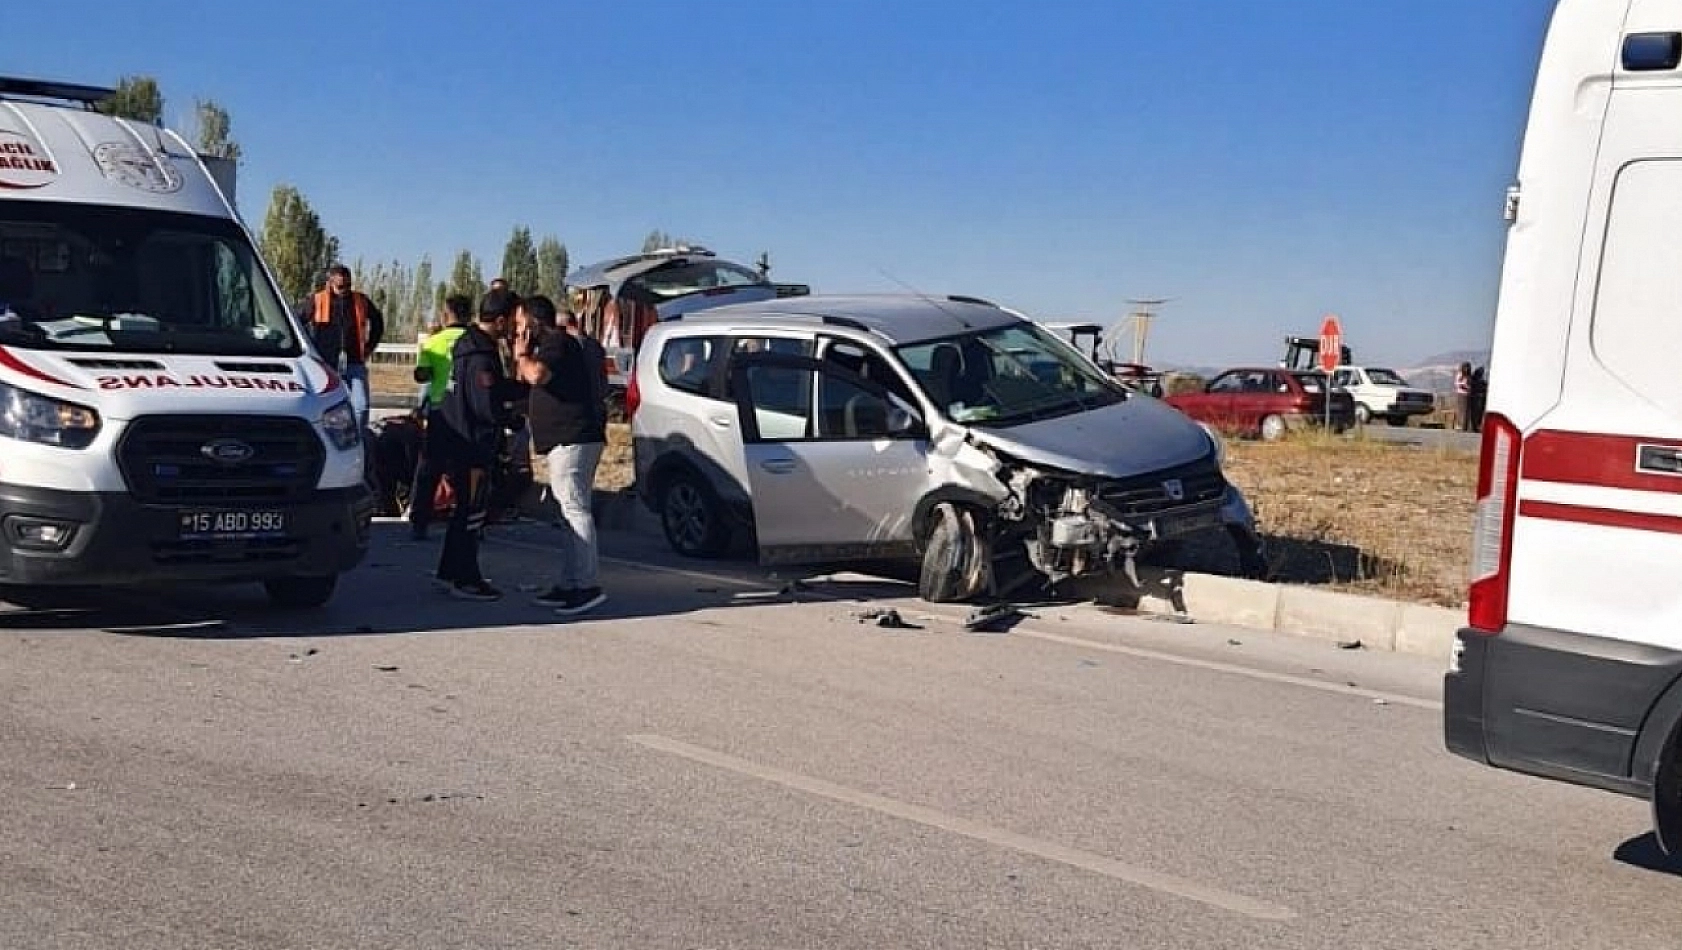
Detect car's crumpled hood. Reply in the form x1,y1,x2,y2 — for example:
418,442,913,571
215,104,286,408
963,396,1215,479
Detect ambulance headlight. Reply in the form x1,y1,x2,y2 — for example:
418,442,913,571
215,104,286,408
0,381,101,449
320,400,360,451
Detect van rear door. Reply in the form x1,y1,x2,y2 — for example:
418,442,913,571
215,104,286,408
1482,35,1682,782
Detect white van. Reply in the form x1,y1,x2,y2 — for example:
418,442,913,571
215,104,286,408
1444,0,1682,852
0,77,371,607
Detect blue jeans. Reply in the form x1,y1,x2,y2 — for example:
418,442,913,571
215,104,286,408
343,362,370,431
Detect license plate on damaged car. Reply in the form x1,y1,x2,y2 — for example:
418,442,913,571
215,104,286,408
1154,510,1223,539
178,510,286,540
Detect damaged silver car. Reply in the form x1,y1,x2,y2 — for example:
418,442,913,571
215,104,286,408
629,294,1264,602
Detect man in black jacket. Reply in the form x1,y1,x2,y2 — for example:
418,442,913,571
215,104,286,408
431,290,525,600
514,295,608,616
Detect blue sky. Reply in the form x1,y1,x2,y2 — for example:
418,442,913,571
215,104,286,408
12,0,1554,368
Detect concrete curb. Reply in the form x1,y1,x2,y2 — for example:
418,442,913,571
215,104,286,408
518,487,1462,662
1113,566,1460,661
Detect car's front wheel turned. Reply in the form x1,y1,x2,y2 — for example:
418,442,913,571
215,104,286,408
919,503,990,603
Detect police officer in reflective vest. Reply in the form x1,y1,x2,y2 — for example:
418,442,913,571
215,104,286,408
305,264,385,430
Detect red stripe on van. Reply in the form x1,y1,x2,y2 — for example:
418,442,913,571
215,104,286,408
0,346,79,389
1522,430,1682,494
1520,500,1682,535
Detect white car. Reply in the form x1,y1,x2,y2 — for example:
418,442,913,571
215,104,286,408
1328,366,1437,426
627,294,1265,602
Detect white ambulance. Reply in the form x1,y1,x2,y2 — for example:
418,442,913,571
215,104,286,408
1445,0,1682,852
0,77,371,608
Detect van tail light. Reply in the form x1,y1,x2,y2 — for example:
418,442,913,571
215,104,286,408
624,361,641,419
1468,413,1522,634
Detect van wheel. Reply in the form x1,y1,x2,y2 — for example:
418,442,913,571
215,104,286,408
1354,404,1372,426
919,503,990,603
659,471,728,558
264,575,338,609
1259,415,1288,442
1386,414,1407,427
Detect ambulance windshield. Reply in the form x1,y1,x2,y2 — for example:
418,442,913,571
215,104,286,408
0,200,301,356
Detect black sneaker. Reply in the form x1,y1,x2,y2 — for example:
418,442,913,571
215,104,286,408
531,586,572,608
450,580,502,601
554,587,606,617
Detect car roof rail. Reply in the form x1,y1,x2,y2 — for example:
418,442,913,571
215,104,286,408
0,76,118,109
946,294,997,308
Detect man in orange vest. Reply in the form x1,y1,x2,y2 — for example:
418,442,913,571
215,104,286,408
306,264,386,430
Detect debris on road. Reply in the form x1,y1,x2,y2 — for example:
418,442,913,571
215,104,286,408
965,603,1024,633
374,664,400,673
1227,639,1243,647
48,782,77,791
854,608,922,630
1338,640,1365,651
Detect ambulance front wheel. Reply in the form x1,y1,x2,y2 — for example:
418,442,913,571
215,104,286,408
264,574,339,610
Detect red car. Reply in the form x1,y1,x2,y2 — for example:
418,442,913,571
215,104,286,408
1165,367,1355,441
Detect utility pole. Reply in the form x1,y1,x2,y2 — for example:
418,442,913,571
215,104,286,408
1124,298,1169,366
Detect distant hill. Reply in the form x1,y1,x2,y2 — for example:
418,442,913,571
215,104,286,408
1396,349,1492,394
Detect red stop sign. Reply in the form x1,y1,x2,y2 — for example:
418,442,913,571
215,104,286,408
1318,314,1343,373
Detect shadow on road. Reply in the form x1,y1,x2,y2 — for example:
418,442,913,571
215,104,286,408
0,520,925,641
1614,833,1682,877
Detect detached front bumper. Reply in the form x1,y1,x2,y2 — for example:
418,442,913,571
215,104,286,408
0,483,374,587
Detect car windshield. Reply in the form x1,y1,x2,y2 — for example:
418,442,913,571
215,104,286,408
0,200,300,356
630,258,768,301
896,322,1128,426
1367,368,1409,386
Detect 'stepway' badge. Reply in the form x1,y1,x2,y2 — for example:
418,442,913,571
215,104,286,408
0,130,58,189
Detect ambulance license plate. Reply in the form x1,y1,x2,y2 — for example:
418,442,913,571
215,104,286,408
178,510,287,540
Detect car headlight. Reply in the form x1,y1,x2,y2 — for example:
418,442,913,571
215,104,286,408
320,400,361,451
0,381,100,449
1199,422,1226,466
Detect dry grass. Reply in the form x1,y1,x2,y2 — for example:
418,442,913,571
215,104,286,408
1194,430,1476,607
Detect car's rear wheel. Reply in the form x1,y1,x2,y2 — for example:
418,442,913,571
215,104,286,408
659,470,729,558
264,575,338,609
918,503,990,603
1259,414,1288,442
1386,414,1408,427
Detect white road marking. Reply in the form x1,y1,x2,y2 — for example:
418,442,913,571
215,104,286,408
487,537,1442,711
628,733,1297,923
1008,629,1442,711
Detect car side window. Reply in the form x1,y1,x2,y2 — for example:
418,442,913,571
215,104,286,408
724,336,815,404
816,372,916,440
658,337,719,396
739,363,814,441
1209,373,1245,394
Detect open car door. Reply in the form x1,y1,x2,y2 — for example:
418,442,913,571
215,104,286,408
730,353,931,566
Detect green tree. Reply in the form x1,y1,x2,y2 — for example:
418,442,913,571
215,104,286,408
95,76,165,123
499,226,540,296
448,250,483,302
536,236,569,302
258,184,338,305
193,98,241,163
410,255,434,332
641,229,678,254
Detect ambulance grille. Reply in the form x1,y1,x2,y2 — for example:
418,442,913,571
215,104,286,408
116,415,324,504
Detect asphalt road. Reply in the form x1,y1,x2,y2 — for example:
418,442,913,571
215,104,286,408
0,521,1674,949
1359,424,1481,454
